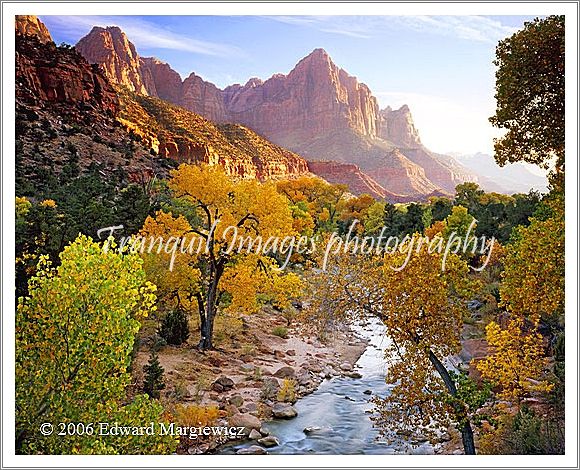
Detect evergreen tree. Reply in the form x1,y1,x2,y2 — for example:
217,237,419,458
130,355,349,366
143,351,165,400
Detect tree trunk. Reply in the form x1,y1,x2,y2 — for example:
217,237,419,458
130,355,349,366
460,420,476,455
197,259,224,350
198,313,212,350
428,349,476,455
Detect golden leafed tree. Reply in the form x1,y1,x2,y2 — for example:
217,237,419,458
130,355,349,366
305,239,482,454
141,163,303,349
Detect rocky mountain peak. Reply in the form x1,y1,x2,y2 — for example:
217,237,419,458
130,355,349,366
15,15,52,44
378,104,422,148
304,47,331,62
76,25,156,95
244,77,264,88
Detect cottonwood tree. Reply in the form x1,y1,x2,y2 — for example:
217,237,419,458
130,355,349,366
276,176,347,232
500,194,564,326
16,235,177,454
142,164,303,350
476,194,564,400
477,317,553,400
490,15,564,180
305,242,483,454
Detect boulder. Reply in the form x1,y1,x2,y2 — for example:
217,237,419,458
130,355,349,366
258,435,280,447
212,375,235,392
248,429,262,440
273,366,295,379
229,413,262,434
228,394,244,408
303,426,321,434
243,401,258,413
272,403,298,419
236,445,267,455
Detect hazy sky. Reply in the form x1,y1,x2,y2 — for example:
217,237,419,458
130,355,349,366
41,15,539,155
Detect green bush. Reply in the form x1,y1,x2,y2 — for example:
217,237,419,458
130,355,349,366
481,405,564,454
143,351,165,399
158,309,189,345
272,326,288,339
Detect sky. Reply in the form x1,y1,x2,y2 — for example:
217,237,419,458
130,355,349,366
40,15,540,156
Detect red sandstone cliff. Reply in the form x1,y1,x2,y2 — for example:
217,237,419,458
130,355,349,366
76,26,156,96
16,17,310,186
223,49,379,143
306,161,407,202
15,15,52,44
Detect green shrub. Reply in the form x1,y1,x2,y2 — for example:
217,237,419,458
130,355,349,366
480,405,564,454
158,309,189,345
143,351,165,399
272,326,288,339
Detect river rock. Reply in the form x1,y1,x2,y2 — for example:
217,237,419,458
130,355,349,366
303,426,321,434
363,389,372,395
248,429,262,440
228,394,244,407
229,413,261,434
305,360,323,373
187,443,209,454
296,370,312,386
340,362,353,371
259,426,270,436
212,376,235,392
262,376,280,391
243,401,258,413
240,363,255,373
258,435,280,447
224,404,239,416
272,403,298,419
347,371,363,379
274,366,295,378
236,445,267,455
286,349,296,356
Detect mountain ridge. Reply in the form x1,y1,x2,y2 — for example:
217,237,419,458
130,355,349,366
15,17,317,193
73,25,482,197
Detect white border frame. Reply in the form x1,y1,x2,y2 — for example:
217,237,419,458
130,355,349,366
2,2,578,468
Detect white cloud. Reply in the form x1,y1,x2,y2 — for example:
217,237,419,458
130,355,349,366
394,16,517,43
264,15,517,43
40,15,242,57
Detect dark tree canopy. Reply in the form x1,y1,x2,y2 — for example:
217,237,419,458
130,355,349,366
489,15,564,175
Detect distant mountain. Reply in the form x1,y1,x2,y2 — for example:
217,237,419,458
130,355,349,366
75,27,483,199
452,152,548,194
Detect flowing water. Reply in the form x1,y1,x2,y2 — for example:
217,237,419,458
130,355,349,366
221,317,434,455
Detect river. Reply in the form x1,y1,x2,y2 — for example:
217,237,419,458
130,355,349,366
221,317,434,455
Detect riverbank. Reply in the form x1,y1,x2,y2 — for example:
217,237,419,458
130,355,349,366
131,306,368,454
